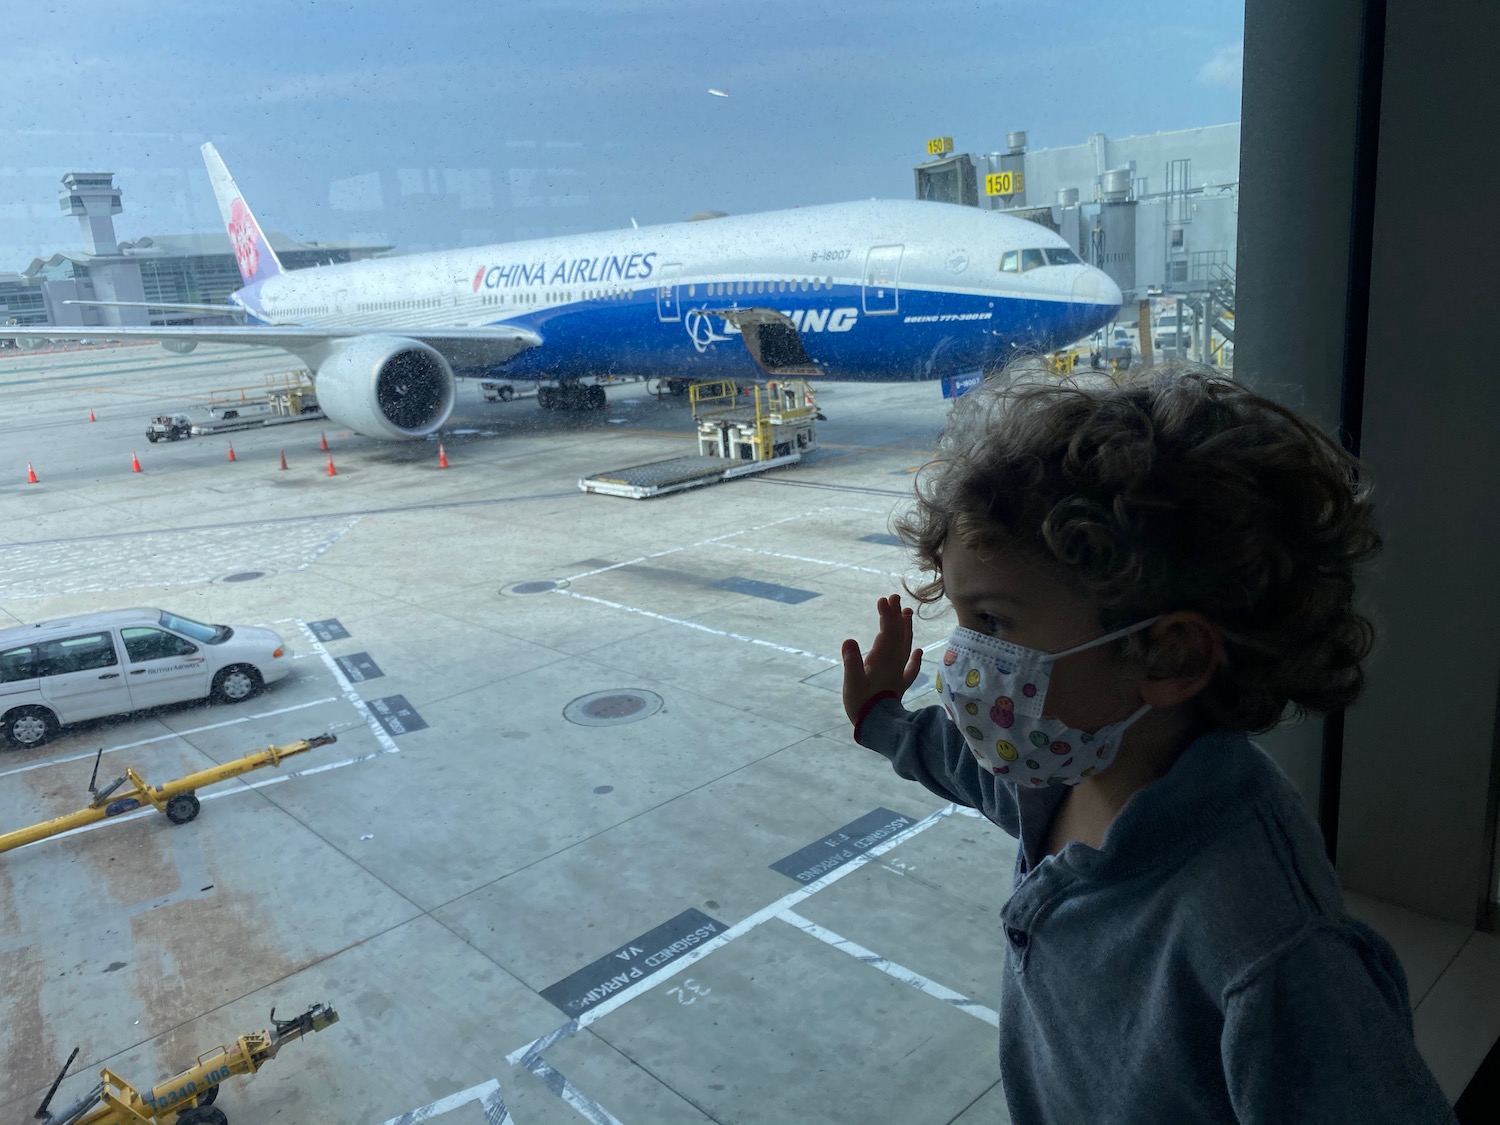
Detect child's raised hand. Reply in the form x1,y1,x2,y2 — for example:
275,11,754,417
841,593,924,728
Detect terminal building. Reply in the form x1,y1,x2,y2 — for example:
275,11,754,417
0,172,389,328
915,123,1240,358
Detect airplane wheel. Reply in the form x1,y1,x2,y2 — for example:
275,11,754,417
588,385,607,409
538,386,554,409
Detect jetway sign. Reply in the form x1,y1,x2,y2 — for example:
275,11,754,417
985,171,1025,196
925,136,954,156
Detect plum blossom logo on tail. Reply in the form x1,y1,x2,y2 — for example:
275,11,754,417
227,198,261,280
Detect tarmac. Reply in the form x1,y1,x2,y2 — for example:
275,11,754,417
0,343,1022,1125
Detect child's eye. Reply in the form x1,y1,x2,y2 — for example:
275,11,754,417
976,613,1010,635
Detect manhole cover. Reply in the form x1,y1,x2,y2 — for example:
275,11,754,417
502,579,568,596
563,690,664,727
221,571,267,583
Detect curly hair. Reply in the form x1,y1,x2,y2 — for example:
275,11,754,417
894,362,1382,733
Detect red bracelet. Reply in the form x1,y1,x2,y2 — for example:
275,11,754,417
852,690,900,742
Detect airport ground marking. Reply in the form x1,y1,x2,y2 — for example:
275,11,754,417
0,697,339,781
296,618,401,755
775,909,999,1027
519,1058,626,1125
554,590,838,665
505,803,958,1067
704,540,909,578
558,504,880,583
379,1078,512,1125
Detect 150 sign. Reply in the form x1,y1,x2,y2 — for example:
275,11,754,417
985,171,1025,196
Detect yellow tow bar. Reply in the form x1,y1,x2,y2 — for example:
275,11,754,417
0,734,336,854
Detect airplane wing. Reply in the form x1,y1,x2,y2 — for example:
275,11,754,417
63,299,249,316
0,324,543,366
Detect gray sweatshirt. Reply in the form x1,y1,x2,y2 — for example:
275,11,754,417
856,698,1458,1124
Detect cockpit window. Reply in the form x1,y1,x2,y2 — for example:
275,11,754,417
1000,250,1018,273
1021,248,1046,272
1043,247,1082,266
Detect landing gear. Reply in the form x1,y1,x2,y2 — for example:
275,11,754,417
538,382,607,410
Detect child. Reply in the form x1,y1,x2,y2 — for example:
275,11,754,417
841,366,1456,1124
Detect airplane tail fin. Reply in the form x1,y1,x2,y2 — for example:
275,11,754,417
201,142,284,287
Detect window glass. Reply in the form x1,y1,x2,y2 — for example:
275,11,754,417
159,610,221,643
1000,250,1019,272
1043,247,1081,266
122,627,198,663
41,633,118,675
0,645,39,683
1021,248,1046,271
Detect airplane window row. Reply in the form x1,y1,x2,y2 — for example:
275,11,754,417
288,306,329,317
356,298,440,313
1000,247,1083,273
479,288,631,308
691,278,832,298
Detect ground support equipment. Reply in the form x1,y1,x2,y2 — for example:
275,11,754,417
34,1003,339,1124
0,734,336,854
579,378,818,498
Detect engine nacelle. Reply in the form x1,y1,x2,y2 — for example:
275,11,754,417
160,339,198,354
313,336,456,440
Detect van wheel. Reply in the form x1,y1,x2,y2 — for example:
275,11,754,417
4,705,58,749
165,793,200,824
212,665,263,703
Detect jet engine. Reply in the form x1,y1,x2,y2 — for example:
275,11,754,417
313,336,456,440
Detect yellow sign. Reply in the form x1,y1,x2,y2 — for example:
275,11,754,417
925,136,954,156
985,171,1025,196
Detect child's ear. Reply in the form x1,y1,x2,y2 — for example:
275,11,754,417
1138,613,1222,708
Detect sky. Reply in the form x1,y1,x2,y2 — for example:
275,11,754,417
0,0,1243,269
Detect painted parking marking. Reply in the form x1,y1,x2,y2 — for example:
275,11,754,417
858,532,904,547
298,620,400,755
335,652,384,683
776,909,999,1027
705,539,906,578
540,908,726,1017
368,695,428,737
379,1078,512,1125
307,618,351,642
769,807,918,883
710,575,820,604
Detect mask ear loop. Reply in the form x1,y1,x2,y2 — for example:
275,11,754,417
1049,615,1164,661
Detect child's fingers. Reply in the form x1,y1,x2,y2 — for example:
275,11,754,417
903,647,924,687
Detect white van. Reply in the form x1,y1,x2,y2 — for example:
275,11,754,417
0,608,291,749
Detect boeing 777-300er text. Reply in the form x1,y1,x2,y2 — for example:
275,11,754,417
2,143,1122,440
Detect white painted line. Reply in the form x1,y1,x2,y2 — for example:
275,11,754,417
705,540,909,578
555,590,839,665
507,803,957,1065
0,697,340,780
379,1078,512,1125
520,1058,625,1125
295,517,359,572
559,504,880,582
776,909,999,1027
296,618,400,755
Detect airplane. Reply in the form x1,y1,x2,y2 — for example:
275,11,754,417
0,143,1123,440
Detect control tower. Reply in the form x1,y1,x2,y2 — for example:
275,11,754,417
53,171,147,326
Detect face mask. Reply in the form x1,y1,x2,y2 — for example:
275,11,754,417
933,618,1159,788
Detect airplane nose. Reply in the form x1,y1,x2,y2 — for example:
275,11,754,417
1071,266,1122,312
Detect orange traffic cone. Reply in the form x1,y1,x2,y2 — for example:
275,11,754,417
279,449,288,471
438,443,449,469
326,455,337,477
240,389,247,401
227,442,237,462
131,450,142,473
26,462,38,484
319,431,329,452
88,408,96,422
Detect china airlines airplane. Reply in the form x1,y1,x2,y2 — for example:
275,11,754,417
2,144,1122,440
